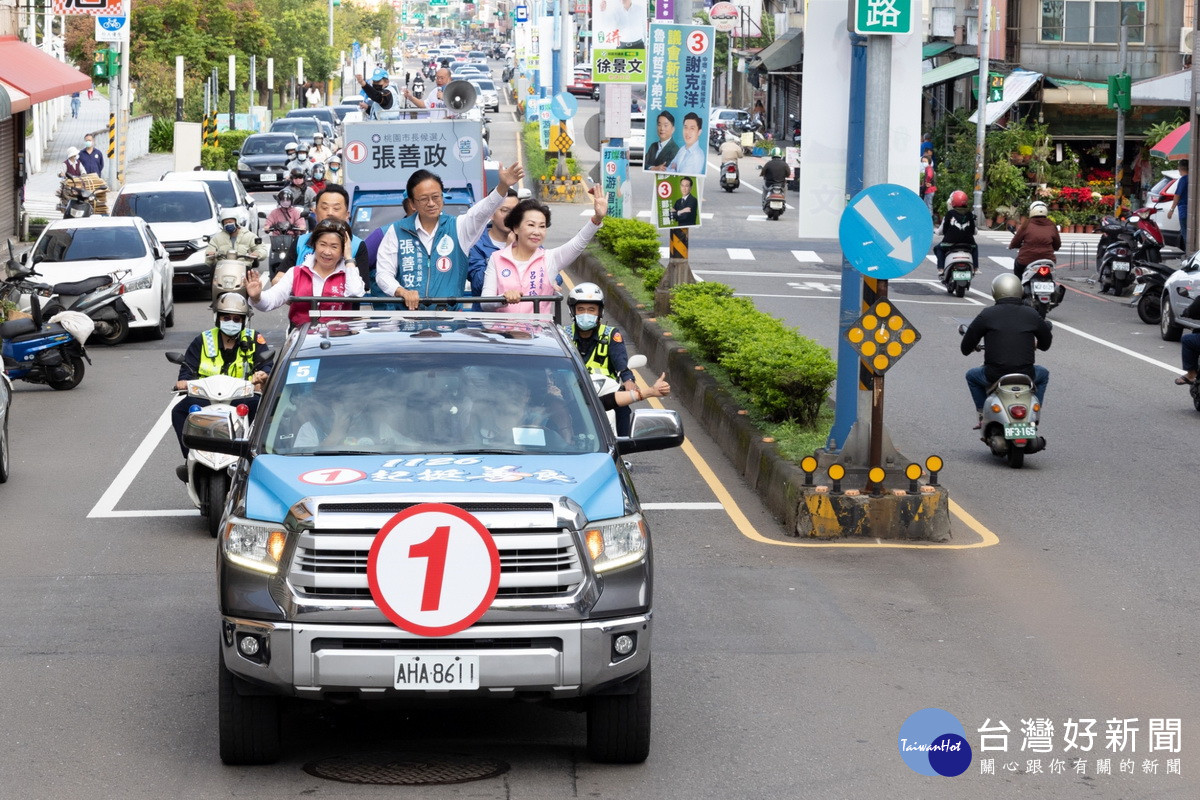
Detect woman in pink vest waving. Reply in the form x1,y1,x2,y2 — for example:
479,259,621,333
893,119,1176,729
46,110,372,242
481,188,608,313
247,218,365,329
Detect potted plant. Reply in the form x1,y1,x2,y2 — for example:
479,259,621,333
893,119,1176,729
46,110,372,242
27,216,49,240
1088,143,1109,164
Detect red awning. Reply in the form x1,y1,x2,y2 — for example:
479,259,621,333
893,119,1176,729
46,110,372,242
0,36,91,105
0,80,31,115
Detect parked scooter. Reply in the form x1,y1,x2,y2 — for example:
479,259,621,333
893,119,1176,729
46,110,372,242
35,270,133,346
1,245,92,389
940,245,976,298
165,352,259,538
959,325,1046,469
719,160,740,192
761,182,786,221
59,183,95,219
1096,210,1165,295
1129,259,1178,325
1020,259,1064,317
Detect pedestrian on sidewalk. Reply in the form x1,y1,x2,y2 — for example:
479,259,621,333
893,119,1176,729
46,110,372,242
87,84,95,100
1168,160,1189,253
62,147,83,178
70,92,81,118
79,135,104,176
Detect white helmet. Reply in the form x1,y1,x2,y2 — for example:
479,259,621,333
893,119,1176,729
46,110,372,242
212,291,251,322
567,282,604,311
1029,201,1049,218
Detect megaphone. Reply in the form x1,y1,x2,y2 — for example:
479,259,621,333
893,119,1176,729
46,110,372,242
443,80,477,113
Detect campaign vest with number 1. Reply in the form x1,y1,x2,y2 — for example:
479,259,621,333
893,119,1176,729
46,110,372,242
198,327,261,379
390,214,469,302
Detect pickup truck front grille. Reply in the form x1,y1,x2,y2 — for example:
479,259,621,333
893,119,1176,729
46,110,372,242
289,529,584,602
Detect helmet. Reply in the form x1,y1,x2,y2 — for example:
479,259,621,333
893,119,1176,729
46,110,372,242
284,142,297,153
290,167,306,181
567,282,604,311
328,153,342,165
770,147,783,158
949,190,969,208
371,67,389,82
313,132,324,142
991,273,1022,301
212,291,251,320
219,209,239,224
296,144,309,154
1029,201,1049,218
311,163,326,181
275,189,293,205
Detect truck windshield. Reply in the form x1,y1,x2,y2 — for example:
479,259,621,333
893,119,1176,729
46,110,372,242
263,351,603,456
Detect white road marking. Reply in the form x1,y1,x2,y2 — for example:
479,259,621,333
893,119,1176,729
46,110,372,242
641,502,725,510
727,248,754,260
747,214,769,222
792,250,822,263
990,256,1016,269
88,398,199,519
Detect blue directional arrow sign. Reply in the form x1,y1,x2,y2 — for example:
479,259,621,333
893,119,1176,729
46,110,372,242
551,91,578,121
837,183,933,280
515,4,528,22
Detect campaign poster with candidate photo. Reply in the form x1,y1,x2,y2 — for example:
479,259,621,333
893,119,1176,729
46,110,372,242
644,22,715,177
592,0,648,84
653,174,702,230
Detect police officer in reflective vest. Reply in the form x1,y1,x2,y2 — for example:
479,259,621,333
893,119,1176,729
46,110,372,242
171,293,272,471
567,282,637,435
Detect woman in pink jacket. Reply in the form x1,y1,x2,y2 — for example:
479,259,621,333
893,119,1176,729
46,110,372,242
482,188,608,313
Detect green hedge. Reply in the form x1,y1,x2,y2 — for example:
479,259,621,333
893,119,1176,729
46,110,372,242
200,145,226,171
215,130,253,170
149,118,173,153
594,217,661,274
671,282,835,424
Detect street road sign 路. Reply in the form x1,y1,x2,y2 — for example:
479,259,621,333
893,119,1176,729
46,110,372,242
848,0,914,36
838,183,932,279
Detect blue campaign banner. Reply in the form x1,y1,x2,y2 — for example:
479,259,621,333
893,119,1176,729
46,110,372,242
601,146,631,219
524,92,540,123
644,23,715,177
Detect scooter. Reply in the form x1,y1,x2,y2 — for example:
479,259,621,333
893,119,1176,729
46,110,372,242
36,270,133,347
266,226,302,280
1129,259,1178,325
940,245,976,298
208,252,258,304
1096,210,1165,296
1020,259,1064,318
1,247,92,390
959,326,1046,469
762,182,786,221
789,114,801,146
589,354,647,435
60,185,95,219
165,352,259,538
719,160,739,193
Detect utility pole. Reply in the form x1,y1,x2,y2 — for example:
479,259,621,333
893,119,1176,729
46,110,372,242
1190,0,1200,250
175,56,184,122
1114,19,1128,211
972,0,991,223
228,55,236,130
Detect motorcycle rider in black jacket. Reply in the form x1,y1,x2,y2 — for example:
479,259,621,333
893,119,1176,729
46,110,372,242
934,189,978,275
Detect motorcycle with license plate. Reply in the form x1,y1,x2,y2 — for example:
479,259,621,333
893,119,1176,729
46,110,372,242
959,325,1046,469
761,183,786,221
940,245,976,298
1,242,92,389
166,351,262,538
1129,258,1179,325
1096,210,1164,296
27,265,134,347
1020,259,1064,317
719,160,739,193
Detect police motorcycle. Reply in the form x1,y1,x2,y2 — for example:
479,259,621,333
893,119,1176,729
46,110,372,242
940,246,976,298
1019,258,1064,318
1,242,92,389
958,324,1046,469
165,297,269,538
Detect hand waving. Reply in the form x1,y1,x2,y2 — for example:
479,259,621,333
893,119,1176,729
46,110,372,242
245,268,263,300
497,162,526,194
590,186,608,224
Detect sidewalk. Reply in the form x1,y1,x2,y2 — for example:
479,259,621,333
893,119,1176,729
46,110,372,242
23,94,173,221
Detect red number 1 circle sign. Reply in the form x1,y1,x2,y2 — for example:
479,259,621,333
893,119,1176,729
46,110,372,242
367,503,501,637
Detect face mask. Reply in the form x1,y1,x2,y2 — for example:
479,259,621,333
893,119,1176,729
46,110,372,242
85,141,94,150
575,313,598,331
278,198,292,208
223,223,237,234
297,153,308,161
219,320,243,337
372,83,383,92
329,164,340,172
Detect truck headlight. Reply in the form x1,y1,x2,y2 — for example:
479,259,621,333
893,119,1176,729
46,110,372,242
583,514,647,573
223,518,288,575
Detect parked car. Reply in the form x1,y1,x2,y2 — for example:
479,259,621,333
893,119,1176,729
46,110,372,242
111,181,222,289
709,107,752,130
627,112,646,165
229,133,298,192
1147,169,1182,248
159,170,264,237
468,78,500,112
568,69,598,100
269,117,323,146
26,216,174,339
1159,251,1200,341
0,371,11,483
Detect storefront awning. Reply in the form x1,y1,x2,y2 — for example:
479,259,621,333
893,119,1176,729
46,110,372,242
922,57,979,88
968,69,1042,126
922,41,954,60
750,28,803,72
1042,84,1107,105
0,36,91,105
1131,69,1192,108
0,80,31,120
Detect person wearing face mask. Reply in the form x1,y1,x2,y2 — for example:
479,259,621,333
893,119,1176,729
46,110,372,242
205,212,268,266
564,282,639,435
170,293,271,466
309,133,332,164
78,136,104,176
62,147,83,178
356,68,400,120
309,162,328,194
283,168,317,215
286,144,314,177
325,153,343,185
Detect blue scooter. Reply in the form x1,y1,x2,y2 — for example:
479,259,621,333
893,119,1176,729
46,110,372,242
1,244,90,390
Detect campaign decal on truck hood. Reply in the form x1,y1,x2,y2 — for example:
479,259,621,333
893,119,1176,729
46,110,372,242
245,453,625,523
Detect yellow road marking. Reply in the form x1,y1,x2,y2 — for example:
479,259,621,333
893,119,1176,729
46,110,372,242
562,278,1001,549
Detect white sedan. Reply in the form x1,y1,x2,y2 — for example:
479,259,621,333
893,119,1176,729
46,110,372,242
25,216,174,344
